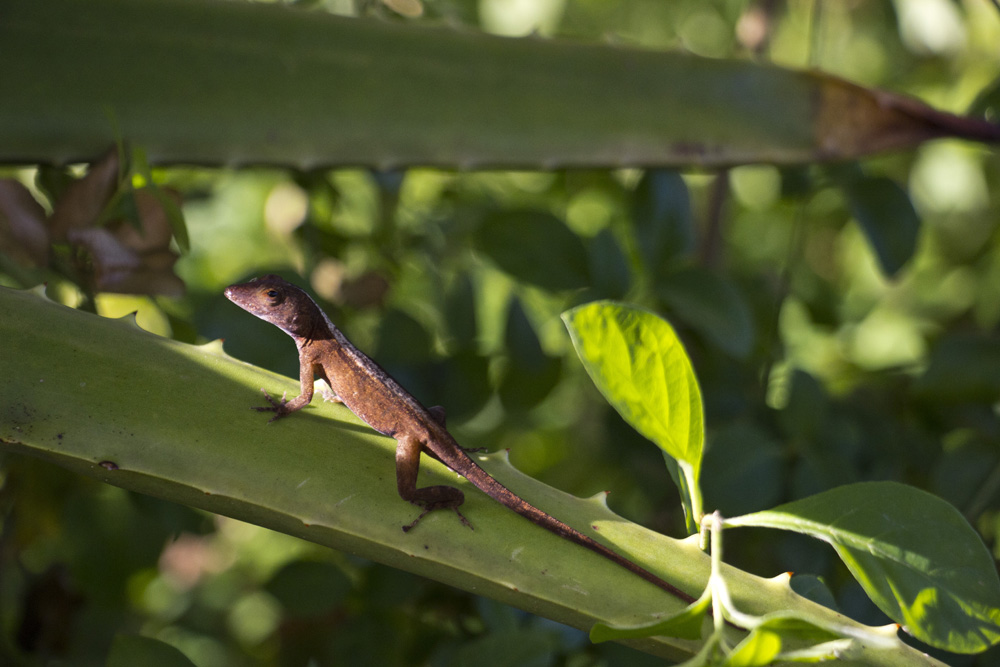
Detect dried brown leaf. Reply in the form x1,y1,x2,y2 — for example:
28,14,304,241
0,178,50,266
48,147,119,240
66,186,182,297
816,78,1000,159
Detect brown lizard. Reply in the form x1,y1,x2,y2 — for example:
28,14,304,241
225,274,694,603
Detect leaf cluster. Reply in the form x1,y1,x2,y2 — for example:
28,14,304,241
2,1,1000,666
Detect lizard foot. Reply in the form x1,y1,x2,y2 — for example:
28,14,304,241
251,389,290,423
401,509,430,533
401,506,473,533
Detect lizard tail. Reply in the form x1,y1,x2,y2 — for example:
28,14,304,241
460,457,696,604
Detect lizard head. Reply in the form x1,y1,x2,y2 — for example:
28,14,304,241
224,274,330,339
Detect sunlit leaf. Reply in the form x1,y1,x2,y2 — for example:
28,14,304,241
562,301,704,476
731,482,1000,653
726,627,783,667
729,612,883,665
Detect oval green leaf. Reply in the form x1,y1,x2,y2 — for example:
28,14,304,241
844,175,920,277
657,267,754,359
107,635,197,667
586,228,632,300
499,297,562,411
631,170,694,276
562,301,704,477
475,210,590,291
731,481,1000,653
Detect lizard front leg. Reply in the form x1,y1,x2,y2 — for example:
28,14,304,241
253,361,318,422
395,435,472,533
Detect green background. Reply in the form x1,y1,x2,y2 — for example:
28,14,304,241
2,0,1000,665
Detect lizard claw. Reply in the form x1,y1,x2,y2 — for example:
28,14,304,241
401,510,429,533
251,389,289,422
401,507,473,533
454,508,473,530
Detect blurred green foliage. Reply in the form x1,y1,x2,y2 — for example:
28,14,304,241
2,0,1000,665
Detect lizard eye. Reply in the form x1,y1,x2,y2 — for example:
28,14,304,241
266,290,278,297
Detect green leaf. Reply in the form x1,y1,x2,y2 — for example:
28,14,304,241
475,210,590,291
34,165,75,203
730,482,1000,653
498,297,562,411
591,590,711,643
0,287,964,665
777,639,855,662
562,302,704,477
631,170,694,274
757,615,846,644
0,286,719,661
726,627,783,667
5,0,998,169
503,297,548,369
444,273,478,352
265,559,352,617
662,453,698,534
789,575,839,612
726,616,845,667
132,145,190,251
657,267,754,359
586,228,632,300
450,624,561,667
844,175,920,277
701,423,783,517
967,73,1000,130
913,333,1000,403
727,613,890,666
107,634,197,667
374,308,434,364
426,351,493,421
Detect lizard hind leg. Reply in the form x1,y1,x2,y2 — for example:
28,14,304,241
396,435,472,532
426,407,485,455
